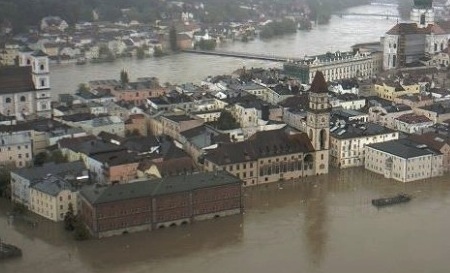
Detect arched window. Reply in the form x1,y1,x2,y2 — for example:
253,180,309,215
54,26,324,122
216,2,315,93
40,64,45,71
420,14,425,25
20,96,26,102
5,98,11,103
320,129,327,150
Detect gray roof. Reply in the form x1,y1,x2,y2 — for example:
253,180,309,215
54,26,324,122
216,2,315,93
12,161,87,181
366,139,440,159
31,175,75,196
80,171,241,205
331,122,396,140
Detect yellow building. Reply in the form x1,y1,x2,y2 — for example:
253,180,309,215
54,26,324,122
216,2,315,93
374,80,420,101
30,175,80,222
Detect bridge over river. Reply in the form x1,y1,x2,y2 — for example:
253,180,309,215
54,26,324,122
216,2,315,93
337,12,399,19
182,49,300,62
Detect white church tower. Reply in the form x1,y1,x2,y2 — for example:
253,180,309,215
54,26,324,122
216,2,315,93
410,0,434,28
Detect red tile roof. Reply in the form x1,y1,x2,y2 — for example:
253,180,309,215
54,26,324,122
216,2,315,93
386,23,446,35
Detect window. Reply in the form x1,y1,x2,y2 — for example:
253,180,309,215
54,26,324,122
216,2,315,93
20,96,26,102
41,79,46,87
5,98,11,103
40,64,45,71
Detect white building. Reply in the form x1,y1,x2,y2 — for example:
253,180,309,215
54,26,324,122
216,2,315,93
329,122,399,168
284,51,373,84
365,139,444,182
0,49,51,118
382,0,448,70
394,113,434,134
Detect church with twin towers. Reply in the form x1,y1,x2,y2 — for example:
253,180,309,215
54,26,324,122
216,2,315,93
382,0,450,70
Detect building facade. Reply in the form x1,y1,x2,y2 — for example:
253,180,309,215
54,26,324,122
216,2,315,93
284,51,373,84
365,139,443,182
382,0,448,70
79,171,243,238
0,131,33,168
0,50,51,118
30,175,80,222
329,123,399,168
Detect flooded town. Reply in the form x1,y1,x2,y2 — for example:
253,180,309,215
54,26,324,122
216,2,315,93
1,0,450,272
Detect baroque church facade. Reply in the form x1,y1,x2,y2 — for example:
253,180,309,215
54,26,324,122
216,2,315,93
0,48,51,119
382,0,448,70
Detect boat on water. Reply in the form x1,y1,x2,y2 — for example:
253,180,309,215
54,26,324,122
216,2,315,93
0,241,22,260
76,58,87,65
372,193,411,208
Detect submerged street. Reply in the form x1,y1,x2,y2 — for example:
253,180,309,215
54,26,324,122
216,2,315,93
2,168,450,273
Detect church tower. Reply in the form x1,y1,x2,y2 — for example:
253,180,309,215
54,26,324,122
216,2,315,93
410,0,434,28
306,71,330,175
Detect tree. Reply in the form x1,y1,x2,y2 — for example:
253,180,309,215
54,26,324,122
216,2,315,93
153,47,165,57
136,46,146,59
73,217,90,240
217,110,240,130
78,83,90,93
64,203,76,231
0,168,11,198
34,152,48,167
195,39,217,50
169,26,178,52
34,151,68,166
120,69,129,85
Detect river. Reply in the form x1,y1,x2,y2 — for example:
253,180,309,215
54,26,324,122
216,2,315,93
50,4,398,96
2,168,450,273
6,3,450,273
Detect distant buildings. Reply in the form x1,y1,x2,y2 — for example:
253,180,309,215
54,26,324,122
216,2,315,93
79,171,243,238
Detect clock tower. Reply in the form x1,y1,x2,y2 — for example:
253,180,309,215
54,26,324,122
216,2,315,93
306,71,330,175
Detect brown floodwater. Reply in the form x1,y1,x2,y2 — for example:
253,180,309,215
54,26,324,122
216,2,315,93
1,168,450,273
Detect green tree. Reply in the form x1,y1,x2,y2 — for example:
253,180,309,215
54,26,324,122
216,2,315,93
153,47,165,57
34,152,48,167
120,69,129,85
169,26,178,52
195,39,217,50
74,217,90,240
64,203,76,231
217,110,240,130
78,83,90,93
0,168,11,198
136,46,146,59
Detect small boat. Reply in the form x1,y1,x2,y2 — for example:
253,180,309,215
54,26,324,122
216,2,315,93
372,193,411,208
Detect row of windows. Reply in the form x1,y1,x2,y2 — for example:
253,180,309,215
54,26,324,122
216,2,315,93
4,96,28,103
